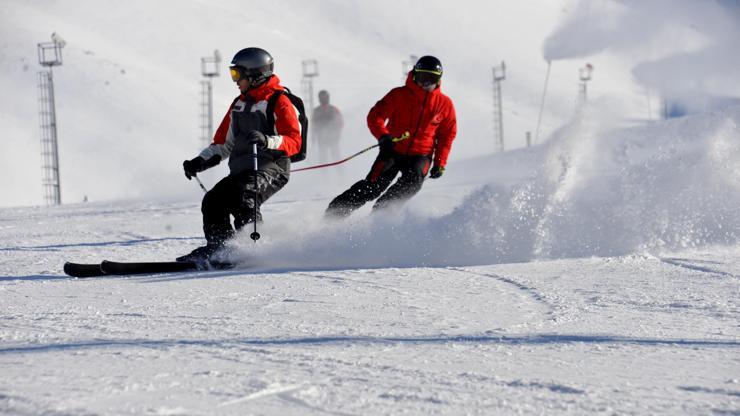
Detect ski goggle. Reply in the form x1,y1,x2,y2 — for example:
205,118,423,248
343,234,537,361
229,66,243,82
413,69,442,86
229,66,247,82
229,66,263,82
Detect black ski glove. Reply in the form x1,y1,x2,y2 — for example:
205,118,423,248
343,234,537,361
429,165,445,179
183,155,221,180
183,157,205,180
245,131,268,150
378,134,394,155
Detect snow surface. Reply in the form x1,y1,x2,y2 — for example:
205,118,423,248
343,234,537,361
2,106,740,414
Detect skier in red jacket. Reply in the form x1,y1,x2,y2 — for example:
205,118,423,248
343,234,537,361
325,55,457,217
179,47,302,262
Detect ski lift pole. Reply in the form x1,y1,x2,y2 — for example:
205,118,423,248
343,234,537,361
535,60,552,144
291,132,410,173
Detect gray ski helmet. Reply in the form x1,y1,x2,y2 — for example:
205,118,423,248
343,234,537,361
230,47,274,85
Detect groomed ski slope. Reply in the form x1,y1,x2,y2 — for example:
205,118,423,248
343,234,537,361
1,107,739,414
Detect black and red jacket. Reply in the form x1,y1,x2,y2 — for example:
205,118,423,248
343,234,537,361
367,72,457,167
200,75,302,166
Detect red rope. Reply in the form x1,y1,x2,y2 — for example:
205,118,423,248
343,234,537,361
291,144,378,173
291,132,410,173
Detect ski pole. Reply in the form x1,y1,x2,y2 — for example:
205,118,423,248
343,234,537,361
291,132,410,173
250,142,261,242
194,175,208,193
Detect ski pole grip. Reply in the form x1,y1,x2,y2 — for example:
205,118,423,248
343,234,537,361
392,131,411,142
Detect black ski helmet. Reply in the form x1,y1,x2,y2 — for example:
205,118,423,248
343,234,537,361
230,47,274,86
413,55,443,75
412,56,443,88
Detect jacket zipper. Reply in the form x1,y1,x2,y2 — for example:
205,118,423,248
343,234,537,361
405,91,429,156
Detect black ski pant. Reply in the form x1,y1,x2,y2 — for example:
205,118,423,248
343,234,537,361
201,160,289,245
325,151,431,217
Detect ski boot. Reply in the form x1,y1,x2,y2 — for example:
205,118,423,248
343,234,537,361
176,243,223,263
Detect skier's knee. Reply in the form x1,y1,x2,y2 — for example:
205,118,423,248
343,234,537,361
201,190,219,215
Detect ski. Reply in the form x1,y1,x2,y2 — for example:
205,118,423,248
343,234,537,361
63,260,234,278
101,260,202,275
63,262,105,278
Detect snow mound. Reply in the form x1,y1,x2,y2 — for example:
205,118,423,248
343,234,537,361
231,105,740,270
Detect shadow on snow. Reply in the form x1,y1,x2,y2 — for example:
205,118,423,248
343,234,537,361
1,334,738,355
0,236,202,252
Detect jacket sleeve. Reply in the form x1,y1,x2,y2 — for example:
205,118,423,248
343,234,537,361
266,93,302,157
432,98,457,167
199,99,237,160
367,90,396,140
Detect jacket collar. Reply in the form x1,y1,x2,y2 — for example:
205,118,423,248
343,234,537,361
405,71,441,98
241,75,283,102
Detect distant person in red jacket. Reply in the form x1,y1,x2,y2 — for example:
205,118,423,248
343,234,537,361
325,55,457,217
312,90,344,164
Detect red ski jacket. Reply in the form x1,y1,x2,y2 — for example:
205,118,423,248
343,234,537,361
367,72,457,167
202,75,302,160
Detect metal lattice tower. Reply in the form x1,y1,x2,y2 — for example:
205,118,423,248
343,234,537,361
199,50,221,147
492,61,506,153
37,33,65,206
199,80,212,147
301,60,319,118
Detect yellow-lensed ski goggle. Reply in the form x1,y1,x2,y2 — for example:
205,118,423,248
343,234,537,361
413,68,442,85
414,69,442,76
229,67,244,82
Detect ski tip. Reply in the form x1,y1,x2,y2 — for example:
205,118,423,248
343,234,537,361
63,261,105,278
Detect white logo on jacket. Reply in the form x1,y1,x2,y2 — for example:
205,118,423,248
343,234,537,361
233,101,246,112
251,100,268,116
232,99,268,116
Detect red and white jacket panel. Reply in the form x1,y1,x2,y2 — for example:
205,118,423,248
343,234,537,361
199,75,302,161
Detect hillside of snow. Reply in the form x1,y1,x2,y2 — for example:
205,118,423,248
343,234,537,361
2,104,739,414
1,0,667,208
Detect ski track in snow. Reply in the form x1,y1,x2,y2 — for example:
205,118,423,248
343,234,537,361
658,256,740,279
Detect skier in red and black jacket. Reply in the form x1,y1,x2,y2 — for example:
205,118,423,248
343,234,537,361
179,47,302,262
325,55,457,217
